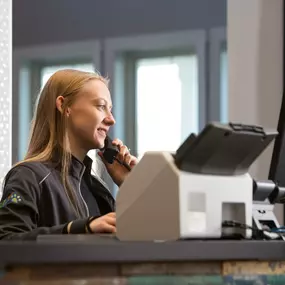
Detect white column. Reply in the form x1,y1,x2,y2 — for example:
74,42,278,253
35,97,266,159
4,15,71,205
228,0,284,223
0,0,12,194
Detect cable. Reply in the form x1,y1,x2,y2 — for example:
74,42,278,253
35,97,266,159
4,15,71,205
222,220,282,240
113,157,132,171
268,226,285,233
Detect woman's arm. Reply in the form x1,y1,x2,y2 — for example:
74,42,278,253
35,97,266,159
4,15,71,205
0,166,91,240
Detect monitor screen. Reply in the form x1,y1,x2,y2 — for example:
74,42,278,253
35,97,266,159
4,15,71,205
268,2,285,221
268,95,285,186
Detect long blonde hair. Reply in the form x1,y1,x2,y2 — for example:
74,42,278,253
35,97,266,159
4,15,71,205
21,69,108,218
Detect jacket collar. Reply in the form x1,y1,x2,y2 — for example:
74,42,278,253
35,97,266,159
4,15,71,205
68,153,112,194
69,155,93,179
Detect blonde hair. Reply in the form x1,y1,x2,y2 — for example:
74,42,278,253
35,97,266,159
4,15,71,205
20,69,108,218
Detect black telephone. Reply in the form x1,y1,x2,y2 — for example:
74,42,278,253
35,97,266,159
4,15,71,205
101,136,131,171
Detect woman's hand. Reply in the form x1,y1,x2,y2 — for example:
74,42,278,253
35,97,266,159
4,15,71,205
98,138,138,186
89,212,116,233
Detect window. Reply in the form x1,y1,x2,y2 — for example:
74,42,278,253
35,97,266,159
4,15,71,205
13,40,101,164
40,63,95,87
135,55,198,158
104,30,207,166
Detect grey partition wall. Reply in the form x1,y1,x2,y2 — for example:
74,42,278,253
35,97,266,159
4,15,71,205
228,0,284,223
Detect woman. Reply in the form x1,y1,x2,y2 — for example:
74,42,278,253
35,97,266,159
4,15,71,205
0,69,137,240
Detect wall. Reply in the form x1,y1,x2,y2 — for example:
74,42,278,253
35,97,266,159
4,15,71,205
0,0,12,191
13,0,226,47
228,0,284,223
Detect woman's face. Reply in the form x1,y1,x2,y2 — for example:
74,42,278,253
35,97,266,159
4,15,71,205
66,79,115,151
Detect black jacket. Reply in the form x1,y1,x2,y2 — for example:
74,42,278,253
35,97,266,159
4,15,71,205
0,156,115,240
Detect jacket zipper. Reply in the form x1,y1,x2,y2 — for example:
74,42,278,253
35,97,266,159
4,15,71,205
78,166,90,217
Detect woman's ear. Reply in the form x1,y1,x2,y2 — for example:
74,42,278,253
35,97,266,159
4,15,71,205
56,96,71,117
55,96,65,114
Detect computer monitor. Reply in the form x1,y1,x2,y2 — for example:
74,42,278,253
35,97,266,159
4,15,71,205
268,2,285,221
268,95,285,186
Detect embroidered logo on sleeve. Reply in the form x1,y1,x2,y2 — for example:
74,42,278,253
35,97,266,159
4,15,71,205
0,193,22,208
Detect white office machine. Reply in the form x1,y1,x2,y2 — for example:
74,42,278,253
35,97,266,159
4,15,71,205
116,122,277,241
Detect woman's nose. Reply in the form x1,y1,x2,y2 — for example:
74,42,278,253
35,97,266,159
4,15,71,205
104,114,116,125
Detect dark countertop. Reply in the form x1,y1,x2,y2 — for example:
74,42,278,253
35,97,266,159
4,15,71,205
0,235,285,266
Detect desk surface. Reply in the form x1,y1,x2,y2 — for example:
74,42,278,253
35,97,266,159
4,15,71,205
0,236,285,266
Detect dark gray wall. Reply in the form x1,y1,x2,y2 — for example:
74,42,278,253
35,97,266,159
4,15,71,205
13,0,226,47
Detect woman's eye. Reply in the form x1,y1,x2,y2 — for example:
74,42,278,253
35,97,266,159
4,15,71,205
97,105,106,111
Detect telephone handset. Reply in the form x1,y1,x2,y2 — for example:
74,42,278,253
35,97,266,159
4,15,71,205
101,136,131,171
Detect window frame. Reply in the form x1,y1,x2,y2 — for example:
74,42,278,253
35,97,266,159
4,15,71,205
103,30,207,153
13,40,101,163
209,27,227,122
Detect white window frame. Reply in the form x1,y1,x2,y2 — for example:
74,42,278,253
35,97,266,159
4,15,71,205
13,40,101,163
209,27,227,122
103,30,207,153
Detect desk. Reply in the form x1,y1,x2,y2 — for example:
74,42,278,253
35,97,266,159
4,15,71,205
1,237,285,284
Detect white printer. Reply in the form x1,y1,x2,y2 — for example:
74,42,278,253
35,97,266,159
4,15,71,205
116,122,278,241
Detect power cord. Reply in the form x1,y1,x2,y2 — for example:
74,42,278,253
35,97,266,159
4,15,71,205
270,226,285,234
222,220,283,240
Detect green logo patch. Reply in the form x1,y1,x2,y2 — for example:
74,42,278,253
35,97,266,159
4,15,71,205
0,193,22,208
